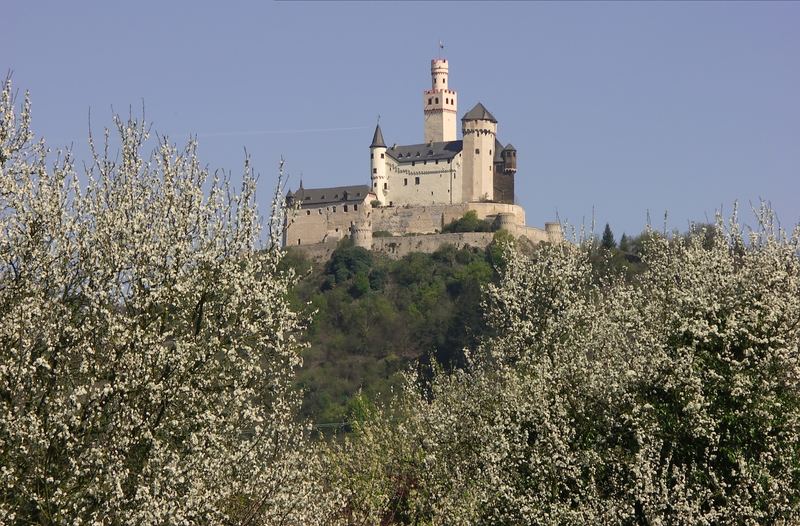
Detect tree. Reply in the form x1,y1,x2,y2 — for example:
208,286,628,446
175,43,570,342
601,222,616,250
618,232,630,253
0,79,335,525
332,211,800,524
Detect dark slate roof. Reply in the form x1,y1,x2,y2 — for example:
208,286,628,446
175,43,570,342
370,124,386,148
289,185,373,206
494,139,504,162
386,140,463,163
504,143,516,151
462,102,497,123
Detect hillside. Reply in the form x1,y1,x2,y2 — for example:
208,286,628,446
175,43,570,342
282,229,648,426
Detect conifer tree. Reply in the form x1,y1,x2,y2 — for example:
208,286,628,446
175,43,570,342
601,222,616,249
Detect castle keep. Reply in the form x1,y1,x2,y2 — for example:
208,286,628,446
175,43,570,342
284,57,561,259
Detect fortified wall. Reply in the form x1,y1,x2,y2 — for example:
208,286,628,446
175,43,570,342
286,202,562,262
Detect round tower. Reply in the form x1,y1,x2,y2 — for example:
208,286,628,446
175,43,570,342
501,144,517,174
545,222,563,243
497,212,517,231
350,220,373,250
462,102,498,202
369,123,388,205
423,59,458,143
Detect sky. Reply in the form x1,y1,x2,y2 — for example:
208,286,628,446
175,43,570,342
4,1,799,238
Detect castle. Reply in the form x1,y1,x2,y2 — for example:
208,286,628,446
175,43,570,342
284,57,561,260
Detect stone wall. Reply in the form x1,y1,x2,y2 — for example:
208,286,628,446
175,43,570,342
287,232,498,263
284,201,368,247
285,200,552,249
372,232,495,259
370,202,528,236
384,152,463,206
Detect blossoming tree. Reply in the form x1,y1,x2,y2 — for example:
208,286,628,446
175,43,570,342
333,212,800,524
0,79,334,525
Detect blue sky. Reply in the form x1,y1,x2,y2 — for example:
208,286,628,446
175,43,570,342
4,1,798,238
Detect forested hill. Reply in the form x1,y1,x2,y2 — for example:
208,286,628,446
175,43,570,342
281,227,648,425
282,238,502,424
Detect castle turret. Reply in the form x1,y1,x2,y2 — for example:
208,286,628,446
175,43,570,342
423,58,458,143
462,102,497,202
370,123,388,205
350,219,373,250
501,143,517,174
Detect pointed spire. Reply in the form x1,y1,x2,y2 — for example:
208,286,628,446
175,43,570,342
370,123,386,148
462,102,497,123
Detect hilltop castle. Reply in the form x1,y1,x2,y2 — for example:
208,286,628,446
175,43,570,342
284,57,561,259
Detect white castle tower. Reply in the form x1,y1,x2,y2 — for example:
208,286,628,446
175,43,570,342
423,59,458,143
462,102,497,201
369,123,387,204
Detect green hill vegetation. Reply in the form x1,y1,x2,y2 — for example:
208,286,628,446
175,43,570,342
283,226,650,426
283,236,503,425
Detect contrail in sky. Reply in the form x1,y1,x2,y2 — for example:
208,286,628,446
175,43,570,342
195,125,370,138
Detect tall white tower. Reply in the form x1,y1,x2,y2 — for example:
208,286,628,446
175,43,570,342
462,103,497,202
423,59,458,143
369,123,388,205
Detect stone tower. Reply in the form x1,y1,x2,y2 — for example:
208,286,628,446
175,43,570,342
462,102,497,202
423,59,458,143
369,123,387,204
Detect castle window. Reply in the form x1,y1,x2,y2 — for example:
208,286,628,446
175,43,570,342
373,168,377,174
383,183,387,190
428,98,432,104
475,149,480,154
411,161,415,166
380,153,384,159
306,210,310,215
415,177,420,185
318,209,322,214
489,150,492,155
423,160,427,165
297,239,301,245
332,206,336,212
373,182,377,188
435,159,439,164
344,205,348,212
370,153,374,159
321,195,325,199
435,97,439,104
354,204,358,211
404,178,408,186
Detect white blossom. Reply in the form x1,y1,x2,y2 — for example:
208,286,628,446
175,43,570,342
0,78,339,525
